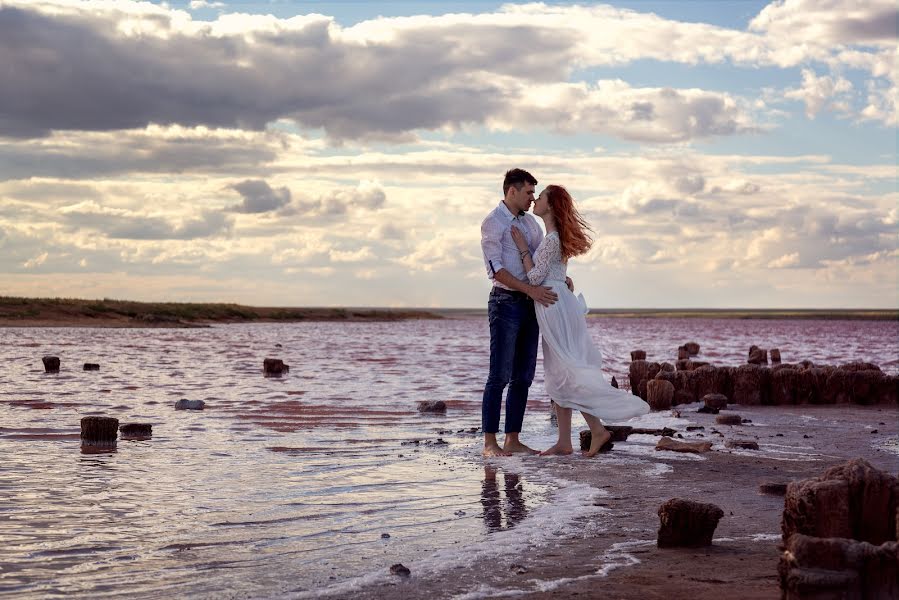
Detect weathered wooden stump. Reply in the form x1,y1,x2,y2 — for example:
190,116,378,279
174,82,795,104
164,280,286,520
684,342,700,356
81,416,118,446
770,348,782,363
677,346,689,360
83,363,100,371
647,379,675,410
702,393,728,410
779,459,898,598
120,423,152,440
263,358,290,376
630,349,646,361
42,356,60,373
748,345,768,365
657,498,724,547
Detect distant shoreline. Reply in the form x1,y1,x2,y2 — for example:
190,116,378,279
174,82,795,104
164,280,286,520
0,297,895,327
0,297,443,328
433,308,899,320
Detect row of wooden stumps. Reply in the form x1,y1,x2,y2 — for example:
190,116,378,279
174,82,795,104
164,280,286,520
48,355,290,377
43,356,100,372
80,417,152,452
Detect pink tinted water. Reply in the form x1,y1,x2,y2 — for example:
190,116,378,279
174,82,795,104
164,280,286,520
0,318,896,597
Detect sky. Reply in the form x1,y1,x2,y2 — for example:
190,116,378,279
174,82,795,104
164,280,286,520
0,0,896,309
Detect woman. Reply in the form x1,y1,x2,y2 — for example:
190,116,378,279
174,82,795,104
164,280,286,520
511,185,649,457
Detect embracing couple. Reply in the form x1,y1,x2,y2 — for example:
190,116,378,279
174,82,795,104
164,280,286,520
480,168,649,458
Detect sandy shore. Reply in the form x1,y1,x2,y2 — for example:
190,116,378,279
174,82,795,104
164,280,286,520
345,404,898,599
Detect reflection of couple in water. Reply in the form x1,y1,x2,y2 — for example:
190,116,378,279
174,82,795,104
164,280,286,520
480,169,650,458
480,465,527,533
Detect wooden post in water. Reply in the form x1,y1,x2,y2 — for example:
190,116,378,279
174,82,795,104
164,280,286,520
42,356,60,373
81,416,119,447
263,358,289,376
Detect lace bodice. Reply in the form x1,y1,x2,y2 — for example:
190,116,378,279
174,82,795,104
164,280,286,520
527,231,567,285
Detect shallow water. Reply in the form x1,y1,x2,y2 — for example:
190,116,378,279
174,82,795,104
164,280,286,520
0,318,896,597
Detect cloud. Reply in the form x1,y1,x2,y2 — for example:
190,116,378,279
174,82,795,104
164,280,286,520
493,80,759,142
750,0,897,46
0,0,807,143
189,0,224,9
58,201,233,240
0,126,287,181
784,69,853,118
228,179,291,213
22,251,48,269
280,181,387,217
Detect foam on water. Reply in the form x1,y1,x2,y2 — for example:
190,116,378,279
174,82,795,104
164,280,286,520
296,455,609,598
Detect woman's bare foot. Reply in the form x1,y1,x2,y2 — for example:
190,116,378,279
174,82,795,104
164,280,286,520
584,430,612,457
540,442,573,456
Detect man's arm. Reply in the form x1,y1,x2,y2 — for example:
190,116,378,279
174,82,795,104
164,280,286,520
493,269,557,307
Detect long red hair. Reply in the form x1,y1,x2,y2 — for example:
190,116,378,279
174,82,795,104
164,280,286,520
546,185,593,261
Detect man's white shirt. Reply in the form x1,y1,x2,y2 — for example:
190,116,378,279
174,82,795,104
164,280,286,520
480,201,544,290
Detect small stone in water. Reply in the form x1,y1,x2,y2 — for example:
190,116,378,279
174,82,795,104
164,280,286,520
174,399,205,410
390,563,410,577
381,533,390,539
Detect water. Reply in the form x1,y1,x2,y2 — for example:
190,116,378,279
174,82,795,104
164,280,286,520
0,317,896,597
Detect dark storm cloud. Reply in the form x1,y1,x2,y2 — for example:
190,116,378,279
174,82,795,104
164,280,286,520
0,5,569,141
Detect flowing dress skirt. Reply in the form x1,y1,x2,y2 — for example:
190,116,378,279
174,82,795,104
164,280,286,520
536,280,650,421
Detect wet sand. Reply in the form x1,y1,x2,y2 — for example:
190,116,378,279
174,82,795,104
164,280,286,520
344,404,898,599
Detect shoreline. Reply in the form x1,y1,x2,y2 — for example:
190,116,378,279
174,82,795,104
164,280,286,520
0,296,444,328
1,297,895,328
341,403,899,599
435,308,899,320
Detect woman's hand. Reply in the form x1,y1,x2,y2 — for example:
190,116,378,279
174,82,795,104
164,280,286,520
510,227,528,252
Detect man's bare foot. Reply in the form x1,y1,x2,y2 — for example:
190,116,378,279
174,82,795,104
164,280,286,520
584,430,612,457
540,442,573,456
503,441,539,455
483,444,512,457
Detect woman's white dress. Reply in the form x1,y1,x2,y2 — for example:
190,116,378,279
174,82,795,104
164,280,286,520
528,232,649,421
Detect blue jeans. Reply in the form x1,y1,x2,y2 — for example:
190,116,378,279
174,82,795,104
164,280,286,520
482,289,539,434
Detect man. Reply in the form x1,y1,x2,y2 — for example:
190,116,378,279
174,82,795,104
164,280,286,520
479,168,559,457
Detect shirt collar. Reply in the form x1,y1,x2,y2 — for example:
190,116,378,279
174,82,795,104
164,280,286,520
497,201,524,221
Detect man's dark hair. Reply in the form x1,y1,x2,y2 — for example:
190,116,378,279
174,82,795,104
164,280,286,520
503,168,538,196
